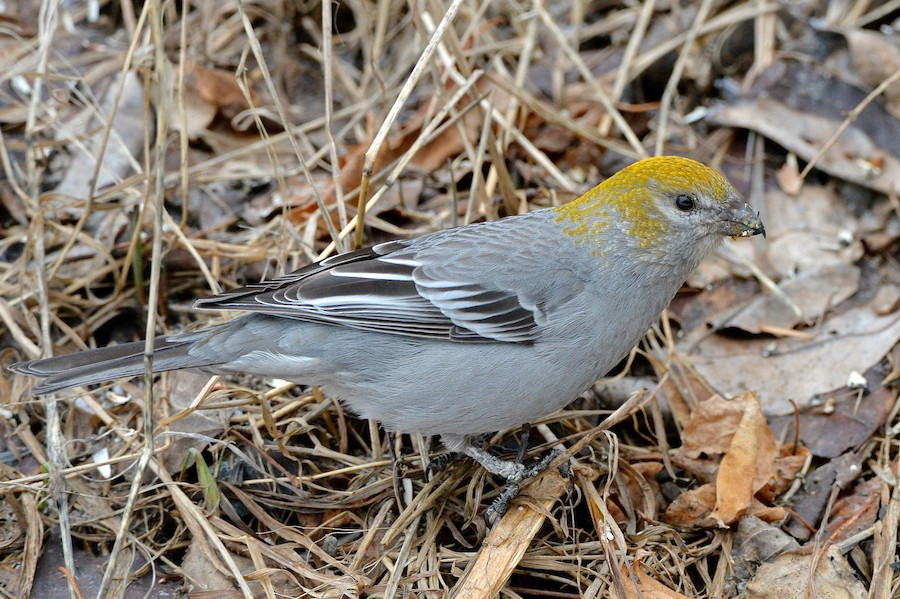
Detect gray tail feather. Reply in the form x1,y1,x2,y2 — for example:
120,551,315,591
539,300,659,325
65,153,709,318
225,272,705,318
10,335,218,395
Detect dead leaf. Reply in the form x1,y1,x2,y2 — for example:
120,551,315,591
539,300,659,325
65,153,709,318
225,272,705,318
724,262,860,334
768,375,895,458
757,444,810,501
190,63,257,112
758,186,861,280
620,561,692,599
181,543,242,593
707,60,900,196
710,394,776,526
872,282,900,315
681,394,748,458
743,545,867,598
752,505,787,523
783,449,867,541
669,278,759,339
726,515,800,595
663,483,717,528
173,62,259,138
776,157,803,195
841,29,900,118
55,70,145,203
683,306,900,415
822,477,881,544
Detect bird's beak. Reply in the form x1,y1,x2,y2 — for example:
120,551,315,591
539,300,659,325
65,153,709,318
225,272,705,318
720,200,766,239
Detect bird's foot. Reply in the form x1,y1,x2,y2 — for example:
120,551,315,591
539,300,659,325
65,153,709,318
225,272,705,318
485,481,521,523
425,451,464,480
483,449,565,523
462,442,562,482
439,433,566,522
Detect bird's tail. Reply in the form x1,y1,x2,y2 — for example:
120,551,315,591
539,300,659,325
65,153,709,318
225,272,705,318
10,333,218,396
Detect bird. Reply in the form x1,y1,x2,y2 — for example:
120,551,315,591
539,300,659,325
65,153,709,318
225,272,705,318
11,156,765,481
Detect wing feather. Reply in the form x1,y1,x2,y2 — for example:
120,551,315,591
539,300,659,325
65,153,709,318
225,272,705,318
193,221,565,343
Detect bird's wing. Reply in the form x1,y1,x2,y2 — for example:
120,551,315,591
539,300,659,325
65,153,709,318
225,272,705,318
194,227,553,343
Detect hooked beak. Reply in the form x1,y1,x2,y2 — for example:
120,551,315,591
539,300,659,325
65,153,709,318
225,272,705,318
719,200,766,239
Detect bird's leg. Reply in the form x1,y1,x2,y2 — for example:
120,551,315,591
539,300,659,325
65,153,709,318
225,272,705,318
440,433,528,481
484,448,568,524
460,441,528,482
386,431,406,477
441,432,567,522
385,431,407,508
441,431,558,483
516,423,531,464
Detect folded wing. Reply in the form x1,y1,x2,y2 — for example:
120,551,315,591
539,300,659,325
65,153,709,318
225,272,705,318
194,237,545,343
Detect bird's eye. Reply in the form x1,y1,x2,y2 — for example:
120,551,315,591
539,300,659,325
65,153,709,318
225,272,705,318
675,194,695,211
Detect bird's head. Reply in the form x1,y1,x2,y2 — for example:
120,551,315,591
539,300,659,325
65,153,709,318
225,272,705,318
553,156,765,267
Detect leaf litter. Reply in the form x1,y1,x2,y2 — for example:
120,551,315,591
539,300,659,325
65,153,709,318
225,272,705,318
1,1,899,598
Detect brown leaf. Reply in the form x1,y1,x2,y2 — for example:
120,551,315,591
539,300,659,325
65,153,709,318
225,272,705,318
668,278,759,338
188,62,257,113
775,157,803,196
620,561,693,599
783,449,867,541
683,306,900,416
680,394,746,457
756,444,810,501
175,62,258,138
768,373,895,458
749,504,788,524
710,394,777,526
822,477,881,544
663,483,717,528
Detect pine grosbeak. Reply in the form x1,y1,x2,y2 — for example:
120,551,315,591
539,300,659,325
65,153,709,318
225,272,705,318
12,156,765,479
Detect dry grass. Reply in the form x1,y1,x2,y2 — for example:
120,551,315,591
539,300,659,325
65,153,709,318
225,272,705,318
1,0,898,597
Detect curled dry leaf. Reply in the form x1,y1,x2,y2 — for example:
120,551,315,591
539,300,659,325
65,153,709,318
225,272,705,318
756,443,810,502
709,394,776,526
665,393,794,529
663,483,718,528
681,394,753,458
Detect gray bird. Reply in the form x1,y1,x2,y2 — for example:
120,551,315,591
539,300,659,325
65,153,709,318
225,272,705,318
11,156,765,480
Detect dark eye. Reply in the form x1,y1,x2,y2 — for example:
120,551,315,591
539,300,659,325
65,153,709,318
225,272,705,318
675,194,694,211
